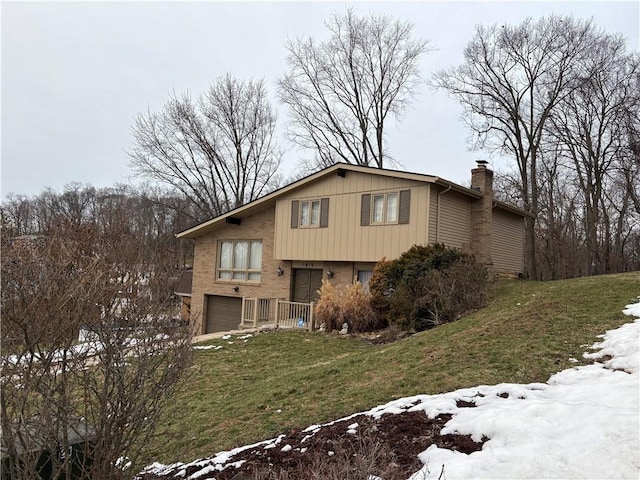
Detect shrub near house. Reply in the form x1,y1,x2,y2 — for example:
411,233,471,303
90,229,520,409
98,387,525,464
314,279,383,333
369,244,489,331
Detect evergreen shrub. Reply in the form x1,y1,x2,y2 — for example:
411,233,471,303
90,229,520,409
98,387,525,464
369,244,489,331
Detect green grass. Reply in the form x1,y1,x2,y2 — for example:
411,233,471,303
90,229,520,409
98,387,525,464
142,272,640,466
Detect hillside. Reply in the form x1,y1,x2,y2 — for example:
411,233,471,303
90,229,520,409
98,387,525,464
141,272,640,469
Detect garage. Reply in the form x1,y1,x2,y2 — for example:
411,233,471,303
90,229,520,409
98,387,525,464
205,295,242,333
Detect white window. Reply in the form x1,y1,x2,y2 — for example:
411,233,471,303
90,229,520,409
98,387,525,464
356,270,374,293
292,198,329,229
218,240,262,282
372,192,399,224
300,199,321,227
372,195,385,223
386,193,398,223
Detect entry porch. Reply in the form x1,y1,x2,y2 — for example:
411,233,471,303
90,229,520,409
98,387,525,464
240,297,316,331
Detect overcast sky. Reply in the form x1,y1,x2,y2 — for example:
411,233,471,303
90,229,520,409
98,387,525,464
2,1,638,198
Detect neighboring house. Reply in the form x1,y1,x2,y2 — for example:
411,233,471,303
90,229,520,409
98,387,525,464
174,269,193,322
177,162,529,335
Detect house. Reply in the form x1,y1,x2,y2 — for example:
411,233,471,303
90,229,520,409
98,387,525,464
177,162,528,335
174,269,193,322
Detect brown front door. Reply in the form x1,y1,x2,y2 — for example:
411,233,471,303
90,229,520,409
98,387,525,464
292,269,323,303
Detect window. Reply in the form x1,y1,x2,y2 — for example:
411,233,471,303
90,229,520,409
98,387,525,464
356,270,373,293
361,190,411,226
291,198,330,228
371,192,399,224
218,240,262,281
300,199,321,227
372,195,385,223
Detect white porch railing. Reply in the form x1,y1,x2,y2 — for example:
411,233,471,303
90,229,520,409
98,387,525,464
274,300,315,331
240,297,281,328
240,298,315,331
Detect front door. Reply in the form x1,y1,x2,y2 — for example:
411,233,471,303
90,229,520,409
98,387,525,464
292,269,323,303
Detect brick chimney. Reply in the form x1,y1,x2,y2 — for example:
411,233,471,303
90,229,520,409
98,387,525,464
470,160,493,267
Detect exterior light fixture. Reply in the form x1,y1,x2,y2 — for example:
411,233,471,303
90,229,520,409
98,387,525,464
326,270,334,279
232,286,239,293
277,266,284,276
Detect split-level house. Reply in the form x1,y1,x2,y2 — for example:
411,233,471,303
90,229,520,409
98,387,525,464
177,162,528,335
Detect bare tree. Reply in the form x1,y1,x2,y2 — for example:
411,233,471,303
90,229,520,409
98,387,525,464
434,15,603,279
129,74,282,222
0,193,36,236
546,37,639,275
279,9,430,169
1,220,193,479
2,183,197,269
620,79,640,216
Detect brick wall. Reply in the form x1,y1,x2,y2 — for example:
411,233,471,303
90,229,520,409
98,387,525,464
190,206,290,334
470,162,494,267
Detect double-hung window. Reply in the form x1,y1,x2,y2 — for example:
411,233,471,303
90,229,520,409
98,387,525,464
291,198,330,229
372,193,398,224
300,199,321,227
356,269,374,293
361,190,411,226
218,240,262,282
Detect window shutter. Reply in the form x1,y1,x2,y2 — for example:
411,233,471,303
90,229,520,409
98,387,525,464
360,194,371,226
291,200,299,229
399,190,411,224
320,198,329,228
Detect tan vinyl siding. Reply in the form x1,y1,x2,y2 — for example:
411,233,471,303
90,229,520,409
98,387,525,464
491,208,524,274
274,171,430,262
428,187,438,244
436,190,471,249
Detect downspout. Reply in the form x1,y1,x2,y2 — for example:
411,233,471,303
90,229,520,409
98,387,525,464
436,185,452,243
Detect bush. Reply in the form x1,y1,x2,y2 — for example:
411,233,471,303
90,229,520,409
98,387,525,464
368,257,394,317
1,222,193,480
412,256,489,329
339,280,382,333
369,244,489,331
315,279,341,331
315,279,382,333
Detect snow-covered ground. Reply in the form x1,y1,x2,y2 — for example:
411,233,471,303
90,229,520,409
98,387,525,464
142,300,640,479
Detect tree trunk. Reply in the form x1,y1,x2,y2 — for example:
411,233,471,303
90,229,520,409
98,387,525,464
524,216,538,280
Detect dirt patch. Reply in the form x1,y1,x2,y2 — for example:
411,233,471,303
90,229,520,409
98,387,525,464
140,410,486,480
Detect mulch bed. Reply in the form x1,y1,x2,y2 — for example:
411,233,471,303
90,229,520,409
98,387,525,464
140,410,486,480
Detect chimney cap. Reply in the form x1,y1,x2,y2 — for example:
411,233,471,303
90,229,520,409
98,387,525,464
476,160,489,166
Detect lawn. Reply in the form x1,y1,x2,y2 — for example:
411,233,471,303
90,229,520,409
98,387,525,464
140,272,640,467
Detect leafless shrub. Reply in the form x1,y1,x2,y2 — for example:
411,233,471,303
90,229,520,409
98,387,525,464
247,432,419,480
1,222,193,479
